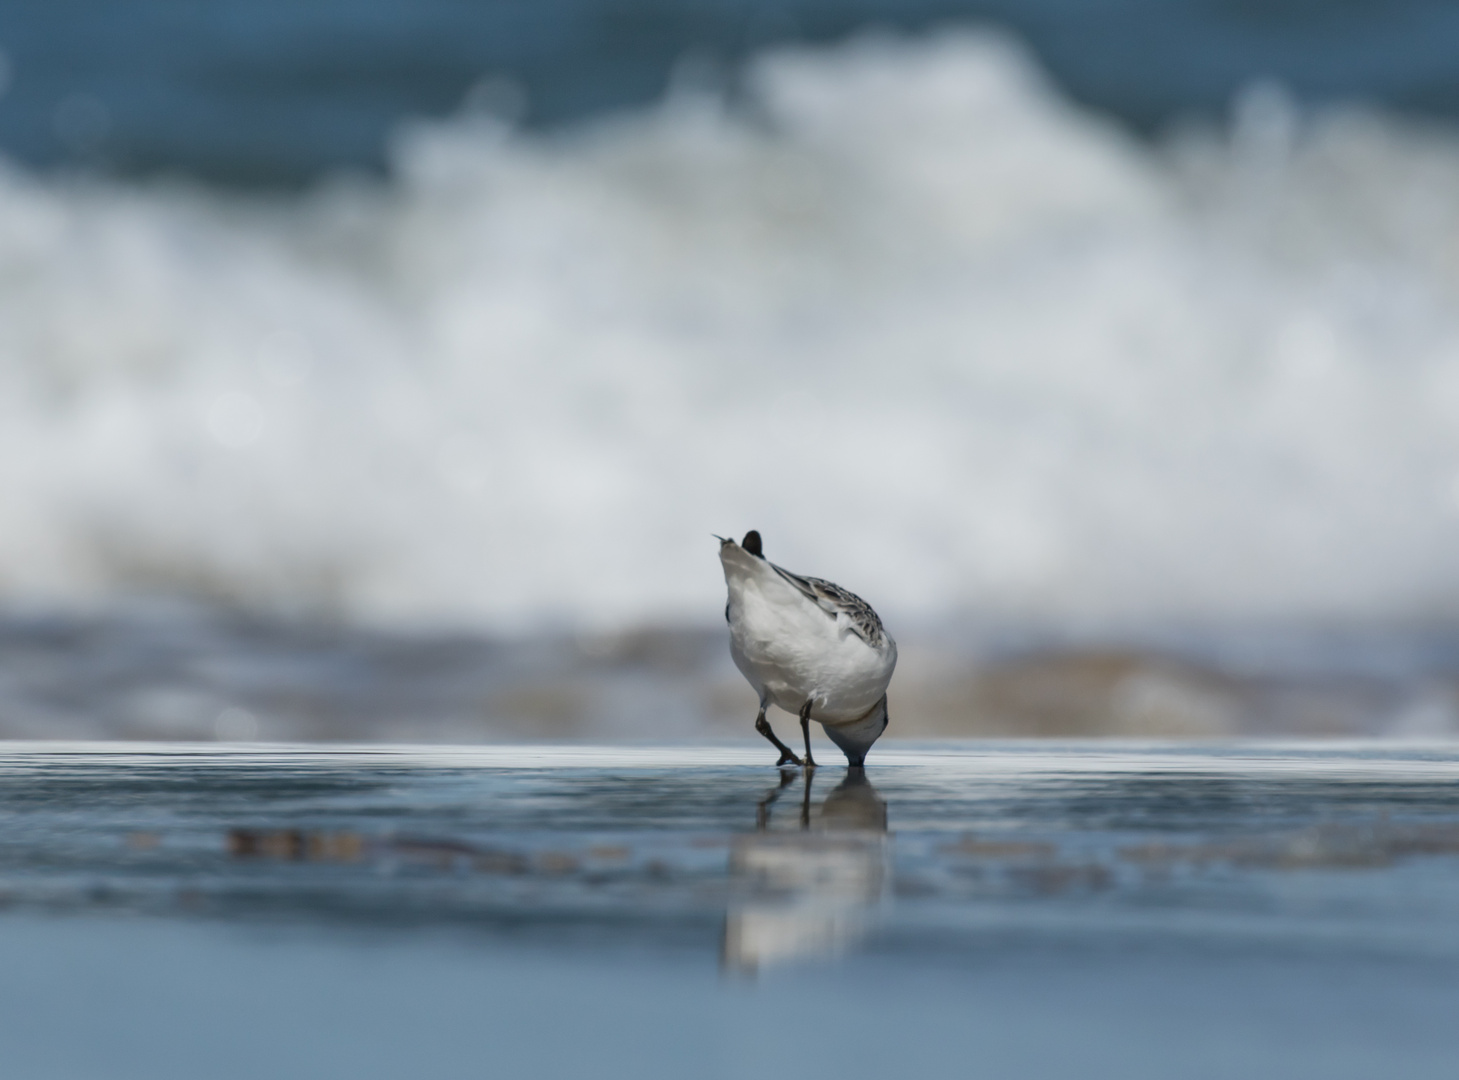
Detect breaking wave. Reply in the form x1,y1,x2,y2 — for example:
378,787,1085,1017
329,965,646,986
5,30,1459,630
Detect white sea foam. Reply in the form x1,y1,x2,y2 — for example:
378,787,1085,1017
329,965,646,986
5,30,1459,629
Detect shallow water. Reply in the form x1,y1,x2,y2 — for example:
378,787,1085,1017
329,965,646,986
3,742,1458,1078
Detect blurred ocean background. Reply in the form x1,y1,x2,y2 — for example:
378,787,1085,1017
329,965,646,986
5,0,1459,740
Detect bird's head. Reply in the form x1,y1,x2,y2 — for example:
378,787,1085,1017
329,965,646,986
822,696,890,768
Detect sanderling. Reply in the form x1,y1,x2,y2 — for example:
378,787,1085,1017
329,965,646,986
719,530,897,768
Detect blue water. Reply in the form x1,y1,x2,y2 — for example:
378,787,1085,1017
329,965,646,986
2,744,1459,1078
3,0,1459,183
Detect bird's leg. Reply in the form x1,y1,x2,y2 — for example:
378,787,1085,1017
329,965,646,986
799,700,818,770
755,709,803,768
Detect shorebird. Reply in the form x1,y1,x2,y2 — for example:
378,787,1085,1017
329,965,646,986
719,531,896,768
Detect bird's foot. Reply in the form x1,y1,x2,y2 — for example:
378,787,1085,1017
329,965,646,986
775,751,804,768
803,755,818,769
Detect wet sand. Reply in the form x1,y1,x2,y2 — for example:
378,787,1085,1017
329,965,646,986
0,743,1457,1078
6,614,1459,741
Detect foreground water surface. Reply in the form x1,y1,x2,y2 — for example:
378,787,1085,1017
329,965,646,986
2,742,1458,1078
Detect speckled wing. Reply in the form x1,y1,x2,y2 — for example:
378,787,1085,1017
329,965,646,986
770,563,887,647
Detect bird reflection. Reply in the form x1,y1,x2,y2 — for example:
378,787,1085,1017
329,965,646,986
723,767,889,973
